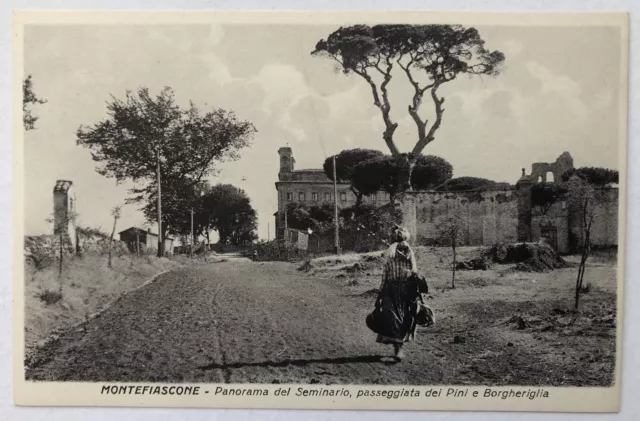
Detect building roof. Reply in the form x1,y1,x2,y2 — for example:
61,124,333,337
118,227,174,240
53,180,73,193
292,168,325,173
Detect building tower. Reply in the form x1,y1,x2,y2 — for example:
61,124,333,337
278,146,295,176
53,180,77,251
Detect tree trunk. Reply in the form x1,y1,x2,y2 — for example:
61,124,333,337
451,244,456,289
136,229,140,257
352,187,363,209
108,215,117,268
574,216,593,310
205,230,210,261
396,154,414,192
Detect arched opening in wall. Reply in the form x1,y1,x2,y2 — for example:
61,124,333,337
547,171,555,183
537,176,543,183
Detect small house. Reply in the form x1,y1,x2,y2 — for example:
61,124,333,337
118,227,174,254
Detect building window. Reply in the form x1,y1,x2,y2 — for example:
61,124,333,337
286,192,292,201
312,192,318,201
299,192,305,202
340,192,347,202
325,193,331,201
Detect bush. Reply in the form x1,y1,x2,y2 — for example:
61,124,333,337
561,167,618,186
38,289,62,305
254,239,309,262
77,226,109,239
26,249,53,271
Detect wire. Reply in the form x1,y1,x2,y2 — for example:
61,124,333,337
298,38,328,160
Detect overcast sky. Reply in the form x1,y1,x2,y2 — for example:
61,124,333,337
23,23,623,240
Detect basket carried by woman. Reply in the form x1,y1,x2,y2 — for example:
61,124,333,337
366,225,434,362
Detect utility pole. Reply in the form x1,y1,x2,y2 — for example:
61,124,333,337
333,155,340,255
136,228,140,257
190,207,194,258
267,221,270,242
156,148,163,257
284,206,289,260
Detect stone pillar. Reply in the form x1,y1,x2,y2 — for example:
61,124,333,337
516,172,533,242
53,180,77,251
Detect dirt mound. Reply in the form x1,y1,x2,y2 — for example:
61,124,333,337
342,261,376,274
458,242,566,273
456,257,491,271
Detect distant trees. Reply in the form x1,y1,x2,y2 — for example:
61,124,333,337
285,202,334,234
323,149,385,207
148,182,258,248
561,167,619,186
202,184,258,246
324,149,453,204
351,154,453,202
312,24,504,190
23,75,47,131
76,87,256,256
436,176,512,192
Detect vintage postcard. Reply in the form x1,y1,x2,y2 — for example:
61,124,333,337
13,10,628,412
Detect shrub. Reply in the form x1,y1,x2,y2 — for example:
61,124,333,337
26,248,53,271
38,289,62,305
77,226,109,239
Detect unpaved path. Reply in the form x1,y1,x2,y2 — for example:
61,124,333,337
25,258,616,386
26,261,449,384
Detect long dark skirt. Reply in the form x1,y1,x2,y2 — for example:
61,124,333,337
376,281,417,345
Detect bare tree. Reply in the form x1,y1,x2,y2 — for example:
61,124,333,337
565,176,598,310
437,213,464,289
108,206,123,268
312,25,504,191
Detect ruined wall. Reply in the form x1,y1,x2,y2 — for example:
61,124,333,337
402,190,519,247
569,188,618,250
531,201,570,254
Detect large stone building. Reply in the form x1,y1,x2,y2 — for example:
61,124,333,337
274,146,389,239
273,148,619,254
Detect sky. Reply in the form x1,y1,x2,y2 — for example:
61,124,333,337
23,23,623,240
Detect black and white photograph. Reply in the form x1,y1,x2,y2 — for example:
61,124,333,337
13,11,628,412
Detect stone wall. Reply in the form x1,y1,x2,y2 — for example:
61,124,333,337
401,190,519,247
24,232,130,262
569,187,618,249
399,186,619,253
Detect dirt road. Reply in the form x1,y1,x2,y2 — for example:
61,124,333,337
25,253,616,386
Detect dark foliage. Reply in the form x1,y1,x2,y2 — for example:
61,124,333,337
352,154,453,198
530,183,568,214
285,202,335,233
561,167,619,186
436,176,512,192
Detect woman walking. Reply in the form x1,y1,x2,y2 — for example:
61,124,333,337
374,225,423,362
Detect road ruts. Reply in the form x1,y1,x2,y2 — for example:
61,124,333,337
25,260,448,385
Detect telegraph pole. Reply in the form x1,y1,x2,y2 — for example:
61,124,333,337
333,155,340,255
156,149,163,257
190,207,194,258
284,206,289,260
